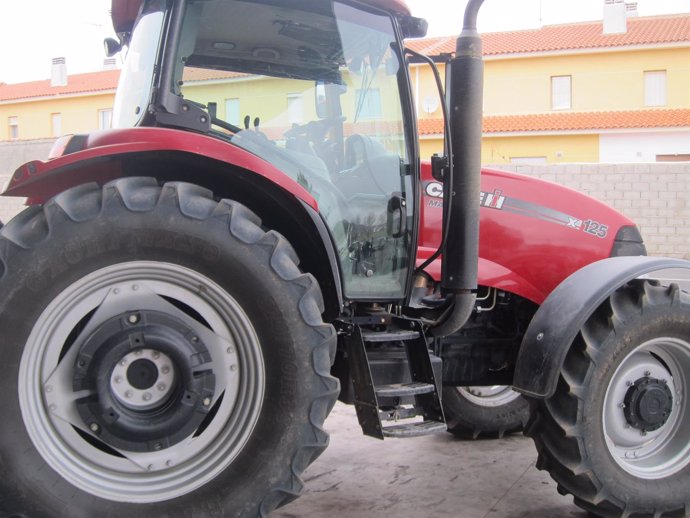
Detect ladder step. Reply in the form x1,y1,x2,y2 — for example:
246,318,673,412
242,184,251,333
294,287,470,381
375,382,435,398
379,406,418,421
361,330,420,343
382,421,447,438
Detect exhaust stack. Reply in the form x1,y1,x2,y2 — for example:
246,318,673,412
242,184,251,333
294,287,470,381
432,0,485,337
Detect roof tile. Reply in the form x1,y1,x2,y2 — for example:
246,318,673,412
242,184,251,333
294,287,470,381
418,109,690,135
406,13,690,57
0,69,120,102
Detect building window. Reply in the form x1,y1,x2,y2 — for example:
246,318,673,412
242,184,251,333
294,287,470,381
355,88,382,119
51,113,62,137
8,116,18,139
644,70,667,107
225,98,240,127
98,109,113,130
287,94,303,125
551,76,571,110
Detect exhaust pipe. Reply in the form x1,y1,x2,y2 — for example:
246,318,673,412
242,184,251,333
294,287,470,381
433,0,485,336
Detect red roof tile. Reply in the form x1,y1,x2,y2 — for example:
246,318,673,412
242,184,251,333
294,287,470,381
0,67,253,102
0,69,120,102
407,13,690,57
418,109,690,135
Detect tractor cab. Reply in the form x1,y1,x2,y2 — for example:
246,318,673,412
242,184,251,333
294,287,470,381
113,0,427,301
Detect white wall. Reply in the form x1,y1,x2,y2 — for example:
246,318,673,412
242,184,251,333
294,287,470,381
600,131,690,163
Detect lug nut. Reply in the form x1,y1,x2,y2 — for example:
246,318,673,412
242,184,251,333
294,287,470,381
128,314,140,325
226,347,234,354
114,376,123,384
162,366,171,375
230,364,238,372
203,397,212,407
157,383,167,392
152,351,160,360
143,392,152,402
644,370,651,377
125,390,133,399
89,423,100,433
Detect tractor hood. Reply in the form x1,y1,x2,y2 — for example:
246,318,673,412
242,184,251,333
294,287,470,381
418,161,645,304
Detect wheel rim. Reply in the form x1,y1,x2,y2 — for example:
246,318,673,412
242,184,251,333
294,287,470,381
18,261,265,502
603,337,690,479
456,385,521,408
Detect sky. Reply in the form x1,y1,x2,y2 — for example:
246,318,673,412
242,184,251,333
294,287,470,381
1,0,690,85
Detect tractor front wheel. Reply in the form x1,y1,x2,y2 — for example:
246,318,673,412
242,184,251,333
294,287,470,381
443,385,529,439
527,280,690,517
0,178,339,518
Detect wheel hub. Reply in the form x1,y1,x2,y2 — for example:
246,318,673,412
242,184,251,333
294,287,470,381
110,349,176,411
624,377,673,432
72,310,216,452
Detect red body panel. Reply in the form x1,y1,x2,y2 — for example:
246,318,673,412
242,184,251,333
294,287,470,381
4,128,318,209
417,161,637,304
111,0,142,34
4,130,635,307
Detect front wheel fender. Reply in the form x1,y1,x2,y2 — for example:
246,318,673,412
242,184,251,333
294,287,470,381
513,255,690,398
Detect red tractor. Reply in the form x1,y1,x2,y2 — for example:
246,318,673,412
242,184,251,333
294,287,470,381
0,1,688,517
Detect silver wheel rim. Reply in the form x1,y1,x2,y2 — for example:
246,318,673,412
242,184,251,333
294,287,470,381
456,385,521,408
19,261,265,502
603,337,690,479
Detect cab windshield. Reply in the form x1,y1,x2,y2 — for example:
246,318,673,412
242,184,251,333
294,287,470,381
126,0,415,300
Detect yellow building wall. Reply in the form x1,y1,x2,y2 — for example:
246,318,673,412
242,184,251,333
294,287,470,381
0,93,115,141
413,47,690,116
420,133,599,165
483,47,690,115
183,71,404,133
481,134,600,164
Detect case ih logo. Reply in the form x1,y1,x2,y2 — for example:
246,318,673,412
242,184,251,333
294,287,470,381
424,182,506,210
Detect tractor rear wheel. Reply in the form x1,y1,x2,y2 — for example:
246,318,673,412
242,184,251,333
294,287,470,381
0,178,339,518
443,385,529,439
527,280,690,517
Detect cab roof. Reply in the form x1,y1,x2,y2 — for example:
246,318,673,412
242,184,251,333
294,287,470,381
111,0,411,35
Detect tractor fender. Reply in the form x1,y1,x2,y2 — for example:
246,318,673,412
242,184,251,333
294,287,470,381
2,128,343,317
513,255,690,398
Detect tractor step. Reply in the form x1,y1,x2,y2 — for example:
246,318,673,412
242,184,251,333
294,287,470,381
383,421,447,438
379,406,418,421
337,317,446,440
361,330,420,342
375,382,435,398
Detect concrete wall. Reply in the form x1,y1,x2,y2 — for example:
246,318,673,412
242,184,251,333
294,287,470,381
0,140,687,259
489,162,690,259
0,139,54,224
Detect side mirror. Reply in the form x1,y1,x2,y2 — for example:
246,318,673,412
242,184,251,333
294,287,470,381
399,16,428,39
104,38,123,57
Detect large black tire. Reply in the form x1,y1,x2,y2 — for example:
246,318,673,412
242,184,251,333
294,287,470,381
0,178,340,518
443,385,530,439
527,280,690,517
